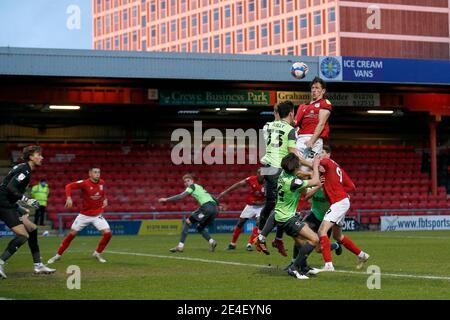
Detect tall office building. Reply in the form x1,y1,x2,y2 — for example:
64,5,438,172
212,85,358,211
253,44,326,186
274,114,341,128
93,0,450,59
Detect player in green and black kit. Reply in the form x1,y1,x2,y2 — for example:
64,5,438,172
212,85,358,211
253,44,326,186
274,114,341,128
256,101,304,256
274,153,322,279
158,174,218,253
285,186,342,271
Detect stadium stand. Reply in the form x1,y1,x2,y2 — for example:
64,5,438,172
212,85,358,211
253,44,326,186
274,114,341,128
4,143,450,229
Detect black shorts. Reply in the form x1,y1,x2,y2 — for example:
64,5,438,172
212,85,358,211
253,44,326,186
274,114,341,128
0,202,23,229
189,202,218,229
277,215,306,238
302,211,332,237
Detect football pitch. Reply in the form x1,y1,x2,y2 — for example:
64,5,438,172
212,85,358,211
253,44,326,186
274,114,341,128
0,230,449,300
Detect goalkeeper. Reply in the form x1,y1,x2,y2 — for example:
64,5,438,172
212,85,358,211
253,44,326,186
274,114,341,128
0,145,55,279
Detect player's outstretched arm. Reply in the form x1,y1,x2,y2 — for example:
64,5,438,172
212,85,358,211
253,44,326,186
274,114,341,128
307,157,321,187
217,180,246,199
158,191,190,203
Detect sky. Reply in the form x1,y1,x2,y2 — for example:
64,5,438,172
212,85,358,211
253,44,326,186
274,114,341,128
0,0,92,49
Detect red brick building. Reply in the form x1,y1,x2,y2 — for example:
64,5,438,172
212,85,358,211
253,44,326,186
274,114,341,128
93,0,450,59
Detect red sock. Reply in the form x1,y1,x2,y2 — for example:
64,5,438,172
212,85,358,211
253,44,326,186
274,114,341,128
96,232,112,253
340,236,362,256
248,226,259,244
231,226,243,244
57,233,76,255
319,235,332,263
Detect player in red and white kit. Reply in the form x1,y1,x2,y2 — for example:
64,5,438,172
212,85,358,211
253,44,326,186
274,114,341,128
217,170,265,251
302,145,369,271
47,167,112,264
295,77,332,160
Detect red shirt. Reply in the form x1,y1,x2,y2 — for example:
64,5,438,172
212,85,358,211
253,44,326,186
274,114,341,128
245,176,265,206
65,179,106,216
295,98,332,138
320,158,355,204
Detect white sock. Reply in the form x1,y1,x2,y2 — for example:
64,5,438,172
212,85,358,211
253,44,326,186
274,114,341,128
34,262,43,267
178,242,184,248
358,251,366,258
208,239,215,244
0,259,4,265
325,262,334,268
258,234,266,241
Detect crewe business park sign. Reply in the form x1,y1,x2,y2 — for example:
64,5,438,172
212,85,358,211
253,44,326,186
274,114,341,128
319,56,450,85
159,90,271,106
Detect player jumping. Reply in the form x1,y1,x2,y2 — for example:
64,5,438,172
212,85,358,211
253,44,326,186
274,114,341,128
301,145,369,271
48,167,112,264
217,170,264,251
159,174,218,253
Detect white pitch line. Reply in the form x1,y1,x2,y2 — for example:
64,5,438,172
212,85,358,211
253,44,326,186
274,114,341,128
106,250,450,282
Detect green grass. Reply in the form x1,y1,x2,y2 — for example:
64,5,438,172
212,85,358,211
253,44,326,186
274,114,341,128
1,231,450,300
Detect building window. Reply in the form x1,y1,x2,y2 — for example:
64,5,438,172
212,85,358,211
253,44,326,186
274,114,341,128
132,6,137,26
114,36,119,49
314,41,322,55
132,31,137,43
214,35,220,48
314,0,321,5
150,1,156,13
106,38,111,50
328,37,336,55
249,0,255,12
96,0,102,12
273,49,281,55
105,14,110,33
142,40,147,51
299,0,307,8
96,18,102,36
300,14,307,28
274,21,280,35
314,11,321,25
287,17,294,32
249,27,255,40
181,18,187,30
181,43,187,52
161,23,166,35
171,20,176,33
151,27,156,38
287,46,294,55
191,40,198,52
190,0,197,10
141,16,147,28
123,10,128,28
237,29,243,43
237,2,243,15
213,8,219,21
301,43,308,55
261,0,267,9
203,38,209,51
96,40,102,50
105,0,110,10
124,33,128,46
225,5,231,18
225,32,231,46
328,8,336,22
261,24,268,38
161,1,166,10
202,11,208,24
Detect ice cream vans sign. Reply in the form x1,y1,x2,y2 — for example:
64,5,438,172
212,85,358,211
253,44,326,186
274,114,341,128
343,58,384,81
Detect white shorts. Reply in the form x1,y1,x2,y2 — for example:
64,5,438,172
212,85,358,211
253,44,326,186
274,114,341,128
240,205,263,219
323,198,350,227
71,214,110,232
296,134,323,159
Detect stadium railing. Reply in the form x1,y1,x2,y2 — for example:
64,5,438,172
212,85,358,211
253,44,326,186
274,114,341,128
57,211,241,236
